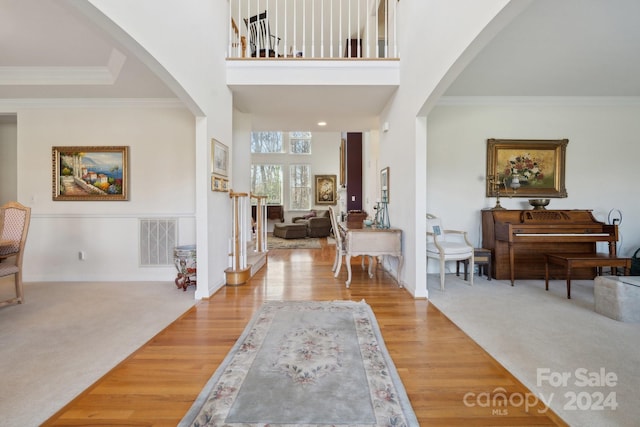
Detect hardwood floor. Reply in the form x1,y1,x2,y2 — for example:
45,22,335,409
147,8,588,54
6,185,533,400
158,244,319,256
43,240,566,426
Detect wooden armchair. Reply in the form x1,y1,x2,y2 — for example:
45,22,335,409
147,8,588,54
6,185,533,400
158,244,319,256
0,202,31,307
243,10,280,57
426,213,474,291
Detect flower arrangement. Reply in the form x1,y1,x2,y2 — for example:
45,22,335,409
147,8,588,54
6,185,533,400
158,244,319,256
503,153,544,183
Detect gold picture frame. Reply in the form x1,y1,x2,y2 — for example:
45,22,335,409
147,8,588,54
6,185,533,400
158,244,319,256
211,176,222,191
315,174,337,205
211,176,230,192
52,146,128,201
486,139,568,198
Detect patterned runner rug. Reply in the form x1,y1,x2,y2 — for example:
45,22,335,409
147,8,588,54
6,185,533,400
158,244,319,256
179,300,418,426
267,234,322,249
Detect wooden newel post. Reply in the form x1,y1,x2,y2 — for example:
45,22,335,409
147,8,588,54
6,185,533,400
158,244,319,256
225,191,251,285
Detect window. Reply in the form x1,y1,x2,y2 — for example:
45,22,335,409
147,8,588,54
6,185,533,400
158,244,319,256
251,132,284,153
251,164,282,205
289,164,311,210
289,131,312,154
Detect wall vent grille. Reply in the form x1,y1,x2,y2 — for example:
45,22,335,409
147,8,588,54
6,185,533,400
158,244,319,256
139,218,177,266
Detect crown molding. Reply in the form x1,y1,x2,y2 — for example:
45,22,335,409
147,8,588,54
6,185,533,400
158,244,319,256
0,98,184,110
437,96,640,107
0,49,126,86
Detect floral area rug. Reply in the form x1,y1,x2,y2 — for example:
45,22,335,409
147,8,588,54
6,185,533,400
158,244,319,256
267,234,322,249
179,300,418,427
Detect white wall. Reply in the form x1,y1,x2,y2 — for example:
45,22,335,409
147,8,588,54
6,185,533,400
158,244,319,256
428,100,640,261
377,0,513,297
17,105,196,281
87,0,233,298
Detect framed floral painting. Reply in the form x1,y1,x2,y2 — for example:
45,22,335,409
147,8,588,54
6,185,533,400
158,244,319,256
315,175,337,205
486,139,568,198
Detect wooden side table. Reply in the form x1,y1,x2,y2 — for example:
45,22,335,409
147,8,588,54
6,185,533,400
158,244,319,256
457,248,492,281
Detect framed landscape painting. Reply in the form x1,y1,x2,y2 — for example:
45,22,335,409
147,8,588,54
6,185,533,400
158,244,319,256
52,146,128,201
485,139,568,198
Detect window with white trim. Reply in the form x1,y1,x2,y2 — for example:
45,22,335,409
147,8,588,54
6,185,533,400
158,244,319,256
289,131,312,154
289,164,311,210
251,132,284,153
251,164,283,205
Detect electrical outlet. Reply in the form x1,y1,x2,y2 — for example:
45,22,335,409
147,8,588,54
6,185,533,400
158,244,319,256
78,251,85,261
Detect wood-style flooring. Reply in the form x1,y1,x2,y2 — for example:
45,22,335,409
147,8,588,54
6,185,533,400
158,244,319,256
43,239,567,426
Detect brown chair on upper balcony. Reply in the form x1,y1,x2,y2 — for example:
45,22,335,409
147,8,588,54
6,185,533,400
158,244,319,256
244,10,281,57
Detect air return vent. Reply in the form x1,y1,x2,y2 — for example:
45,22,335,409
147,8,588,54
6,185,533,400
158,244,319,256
139,218,177,266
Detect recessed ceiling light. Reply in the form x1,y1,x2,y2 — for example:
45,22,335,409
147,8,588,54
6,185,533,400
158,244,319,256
317,121,327,126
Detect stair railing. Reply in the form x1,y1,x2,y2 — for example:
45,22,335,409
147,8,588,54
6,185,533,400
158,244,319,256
251,193,268,253
225,191,252,285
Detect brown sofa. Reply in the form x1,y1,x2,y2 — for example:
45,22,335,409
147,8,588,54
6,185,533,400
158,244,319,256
292,210,332,238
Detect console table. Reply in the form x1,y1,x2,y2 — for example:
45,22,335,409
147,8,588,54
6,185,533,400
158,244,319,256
251,204,284,222
339,223,403,288
544,253,631,299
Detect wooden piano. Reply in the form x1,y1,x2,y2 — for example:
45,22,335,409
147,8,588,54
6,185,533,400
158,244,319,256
482,209,618,284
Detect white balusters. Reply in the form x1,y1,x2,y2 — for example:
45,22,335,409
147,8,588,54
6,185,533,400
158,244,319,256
229,0,398,59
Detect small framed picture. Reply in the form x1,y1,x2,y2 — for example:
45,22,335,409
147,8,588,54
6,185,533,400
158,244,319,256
380,167,389,203
211,176,222,191
221,179,230,192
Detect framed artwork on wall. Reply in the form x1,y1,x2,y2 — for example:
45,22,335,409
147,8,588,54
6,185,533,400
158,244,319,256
211,176,230,192
211,139,229,177
52,146,128,201
486,139,568,198
380,167,389,203
211,176,221,191
315,174,337,205
339,138,346,186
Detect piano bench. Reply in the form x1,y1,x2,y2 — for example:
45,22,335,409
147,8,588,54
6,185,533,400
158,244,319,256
544,253,632,299
456,248,492,281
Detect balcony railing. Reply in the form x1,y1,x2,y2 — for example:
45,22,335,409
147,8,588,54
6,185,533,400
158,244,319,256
229,0,398,59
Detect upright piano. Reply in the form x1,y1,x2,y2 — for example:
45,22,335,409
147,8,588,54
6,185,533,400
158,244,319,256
482,209,618,284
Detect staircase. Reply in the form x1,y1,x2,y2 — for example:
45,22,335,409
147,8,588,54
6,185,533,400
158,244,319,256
246,235,267,276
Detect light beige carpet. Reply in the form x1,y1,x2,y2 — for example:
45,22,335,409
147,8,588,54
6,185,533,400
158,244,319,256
0,279,195,427
428,274,640,427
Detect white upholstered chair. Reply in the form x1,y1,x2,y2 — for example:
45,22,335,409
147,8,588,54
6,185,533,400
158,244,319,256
0,201,31,308
426,213,474,291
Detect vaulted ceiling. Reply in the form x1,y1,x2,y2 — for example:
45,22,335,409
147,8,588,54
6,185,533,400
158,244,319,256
2,0,640,129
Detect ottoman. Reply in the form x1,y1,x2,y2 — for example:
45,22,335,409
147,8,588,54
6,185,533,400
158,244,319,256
273,223,307,239
594,276,640,322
